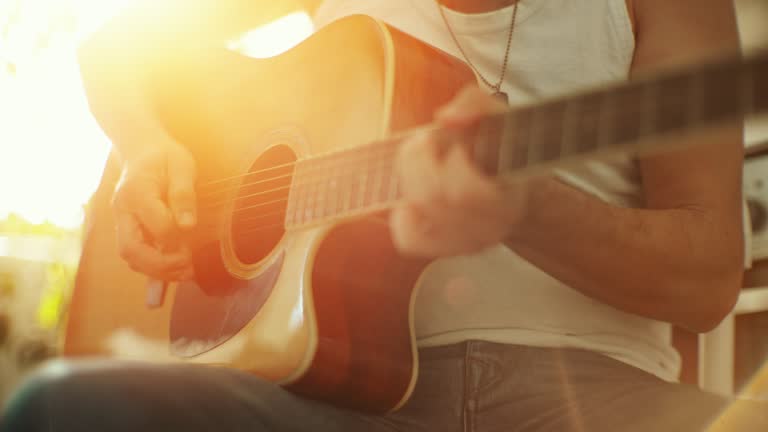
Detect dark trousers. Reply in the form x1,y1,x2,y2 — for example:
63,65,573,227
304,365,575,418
2,340,767,431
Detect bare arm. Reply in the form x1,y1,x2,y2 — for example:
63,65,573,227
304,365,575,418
78,0,320,279
78,0,319,159
394,0,744,333
504,0,744,332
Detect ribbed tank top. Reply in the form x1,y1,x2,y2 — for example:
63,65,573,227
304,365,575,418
313,0,681,381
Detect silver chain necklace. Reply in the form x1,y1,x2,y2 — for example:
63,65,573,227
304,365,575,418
437,1,520,104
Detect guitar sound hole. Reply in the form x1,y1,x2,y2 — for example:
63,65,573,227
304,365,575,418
231,145,296,265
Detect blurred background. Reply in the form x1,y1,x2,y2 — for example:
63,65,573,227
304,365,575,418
0,0,767,405
0,0,316,402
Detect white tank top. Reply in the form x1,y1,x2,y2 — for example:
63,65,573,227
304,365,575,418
313,0,682,381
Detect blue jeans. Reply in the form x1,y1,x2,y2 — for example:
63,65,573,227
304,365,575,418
1,341,766,431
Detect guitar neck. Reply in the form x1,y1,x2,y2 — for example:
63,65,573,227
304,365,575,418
284,49,768,230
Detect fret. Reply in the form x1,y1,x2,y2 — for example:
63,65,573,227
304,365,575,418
641,81,659,138
299,172,313,224
570,93,603,156
285,164,299,227
595,90,616,151
369,145,386,206
304,164,315,224
700,60,742,123
328,159,340,219
531,101,567,164
342,159,353,214
358,150,370,209
315,162,327,222
686,70,705,127
387,157,401,202
382,152,399,202
472,116,502,175
471,119,488,172
350,167,362,212
377,161,391,204
295,162,308,225
391,174,402,202
318,157,329,220
560,98,580,158
287,51,768,228
655,74,689,135
472,118,490,174
497,113,514,170
347,168,360,212
526,106,544,165
304,176,315,224
306,173,317,224
309,163,321,222
508,109,531,170
323,156,334,219
609,82,646,147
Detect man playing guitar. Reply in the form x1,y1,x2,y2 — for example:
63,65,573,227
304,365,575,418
3,0,767,430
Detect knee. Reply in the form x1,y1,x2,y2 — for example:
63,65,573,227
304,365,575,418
1,360,76,432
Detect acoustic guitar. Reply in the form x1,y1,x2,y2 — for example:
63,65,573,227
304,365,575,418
63,15,768,413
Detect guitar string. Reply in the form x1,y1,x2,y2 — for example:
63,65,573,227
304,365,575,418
195,138,403,193
184,53,764,194
194,160,398,232
209,202,396,238
196,144,399,202
190,157,399,235
191,113,493,206
195,152,400,213
190,115,472,194
197,172,293,200
193,194,400,239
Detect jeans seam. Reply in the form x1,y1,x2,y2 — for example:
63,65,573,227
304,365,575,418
461,341,472,432
462,341,474,432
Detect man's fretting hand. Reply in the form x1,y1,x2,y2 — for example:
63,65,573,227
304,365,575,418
392,86,533,257
112,139,197,280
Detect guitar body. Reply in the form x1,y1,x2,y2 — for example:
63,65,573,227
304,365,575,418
64,16,475,412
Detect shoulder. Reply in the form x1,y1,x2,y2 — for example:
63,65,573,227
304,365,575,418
630,0,740,73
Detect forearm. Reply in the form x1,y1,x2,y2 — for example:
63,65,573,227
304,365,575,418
78,48,173,160
506,175,744,332
78,0,320,159
77,2,215,159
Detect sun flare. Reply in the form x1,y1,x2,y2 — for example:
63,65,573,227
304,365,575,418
0,2,314,229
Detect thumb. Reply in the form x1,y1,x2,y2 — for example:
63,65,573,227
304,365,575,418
167,147,197,229
436,86,507,127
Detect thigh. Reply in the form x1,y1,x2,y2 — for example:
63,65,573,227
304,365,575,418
466,342,768,432
0,360,397,432
0,344,470,432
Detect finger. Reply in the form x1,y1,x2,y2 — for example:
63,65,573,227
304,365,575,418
441,145,499,209
113,175,175,242
436,85,508,126
397,131,444,205
116,213,191,279
390,206,443,257
167,148,197,229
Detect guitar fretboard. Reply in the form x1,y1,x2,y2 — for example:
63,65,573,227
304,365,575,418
284,50,768,230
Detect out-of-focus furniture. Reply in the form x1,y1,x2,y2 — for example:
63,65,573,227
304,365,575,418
698,284,768,396
696,146,768,397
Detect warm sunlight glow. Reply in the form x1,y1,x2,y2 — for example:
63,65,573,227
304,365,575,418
0,0,130,229
230,11,314,59
0,2,313,229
